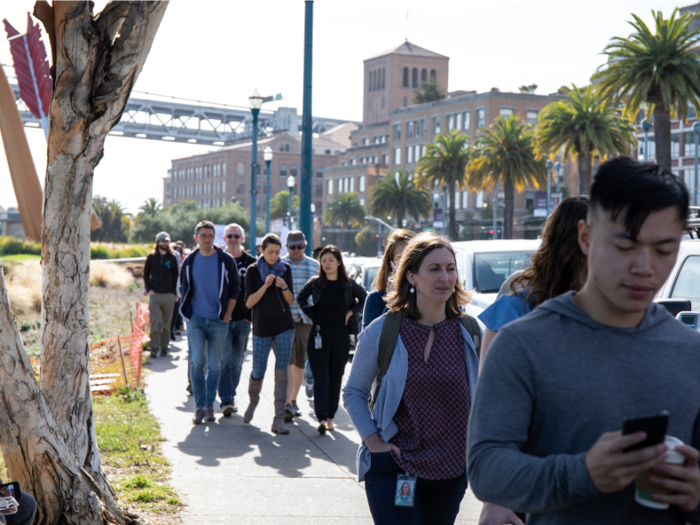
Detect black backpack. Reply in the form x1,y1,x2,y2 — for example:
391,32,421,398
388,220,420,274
369,311,481,411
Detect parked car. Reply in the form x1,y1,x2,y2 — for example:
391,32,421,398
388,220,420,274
451,239,541,319
655,239,700,312
345,256,382,292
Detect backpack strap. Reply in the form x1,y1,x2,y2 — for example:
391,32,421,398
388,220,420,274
460,314,481,358
370,311,403,412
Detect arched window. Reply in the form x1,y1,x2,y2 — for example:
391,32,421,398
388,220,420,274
412,68,418,88
402,67,409,88
280,164,288,177
236,162,244,177
421,69,427,83
430,69,437,80
291,165,298,177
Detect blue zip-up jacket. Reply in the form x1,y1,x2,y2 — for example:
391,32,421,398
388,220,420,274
179,246,240,322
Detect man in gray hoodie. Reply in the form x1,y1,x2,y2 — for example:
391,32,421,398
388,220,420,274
468,157,700,524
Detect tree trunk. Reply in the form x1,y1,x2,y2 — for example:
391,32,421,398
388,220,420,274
578,151,592,195
503,173,514,239
0,263,106,525
396,208,405,228
448,180,457,239
654,103,672,171
0,2,166,524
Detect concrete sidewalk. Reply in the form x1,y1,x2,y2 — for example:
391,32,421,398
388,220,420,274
145,334,483,524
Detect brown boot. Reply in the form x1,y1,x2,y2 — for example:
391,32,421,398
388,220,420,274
271,369,289,435
243,375,263,424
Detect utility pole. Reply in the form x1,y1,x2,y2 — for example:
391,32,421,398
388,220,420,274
300,0,314,255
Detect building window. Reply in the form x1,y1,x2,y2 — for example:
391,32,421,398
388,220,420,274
395,123,401,141
499,108,513,118
222,163,226,177
403,96,407,107
430,69,436,80
237,183,245,194
383,154,389,164
237,162,245,177
360,198,365,206
421,68,427,83
315,185,322,197
415,144,421,162
382,97,385,109
290,165,298,177
421,120,427,137
456,113,462,130
349,177,354,192
403,67,409,88
327,179,333,195
476,191,484,208
421,144,426,157
672,134,680,158
433,117,440,135
395,147,401,165
412,68,418,88
463,112,470,130
382,68,385,89
363,137,369,145
280,164,288,177
462,191,468,209
316,166,323,179
685,132,698,158
448,114,455,131
360,174,366,192
408,121,414,139
477,109,485,128
221,180,226,193
527,111,539,125
407,146,413,164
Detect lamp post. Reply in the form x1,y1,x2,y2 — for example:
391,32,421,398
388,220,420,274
299,0,315,256
263,146,273,233
545,159,553,217
248,89,263,253
642,118,651,162
555,161,561,193
694,122,700,207
287,175,296,228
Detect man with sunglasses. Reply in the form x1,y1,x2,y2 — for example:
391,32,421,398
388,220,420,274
218,223,256,416
179,220,240,424
280,231,319,420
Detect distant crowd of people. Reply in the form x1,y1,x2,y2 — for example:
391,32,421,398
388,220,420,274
136,156,700,525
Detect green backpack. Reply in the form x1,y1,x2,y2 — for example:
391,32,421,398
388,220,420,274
369,311,481,411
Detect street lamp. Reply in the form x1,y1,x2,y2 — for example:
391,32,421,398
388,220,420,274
545,159,553,217
287,175,296,228
248,89,264,253
555,162,561,194
642,118,651,162
263,146,273,233
694,122,700,207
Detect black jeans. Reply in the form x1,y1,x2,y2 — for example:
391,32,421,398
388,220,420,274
365,452,467,525
0,492,37,525
307,325,350,421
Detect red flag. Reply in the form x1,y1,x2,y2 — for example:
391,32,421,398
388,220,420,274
3,14,52,127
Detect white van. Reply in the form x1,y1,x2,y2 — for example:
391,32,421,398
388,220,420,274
452,239,541,319
655,239,700,311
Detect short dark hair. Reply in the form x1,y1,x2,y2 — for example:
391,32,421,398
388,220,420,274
590,157,688,240
261,233,281,251
194,220,216,236
312,246,323,261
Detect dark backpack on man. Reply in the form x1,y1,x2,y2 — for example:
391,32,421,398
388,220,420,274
369,311,481,411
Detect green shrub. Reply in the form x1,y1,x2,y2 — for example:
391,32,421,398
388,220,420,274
90,245,111,259
0,236,41,256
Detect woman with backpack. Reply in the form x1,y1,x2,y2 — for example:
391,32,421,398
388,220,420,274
297,245,366,435
362,229,416,330
342,232,480,525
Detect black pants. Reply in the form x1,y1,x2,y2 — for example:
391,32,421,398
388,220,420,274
307,325,350,421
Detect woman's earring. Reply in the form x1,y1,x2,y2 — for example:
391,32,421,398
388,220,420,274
410,285,415,293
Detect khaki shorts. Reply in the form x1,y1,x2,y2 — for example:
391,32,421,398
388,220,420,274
290,322,312,368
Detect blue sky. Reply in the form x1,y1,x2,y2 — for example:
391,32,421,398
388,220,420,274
0,0,688,214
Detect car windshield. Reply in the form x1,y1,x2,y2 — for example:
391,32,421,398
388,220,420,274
473,252,533,293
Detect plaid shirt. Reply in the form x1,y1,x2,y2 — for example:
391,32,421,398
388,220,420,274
282,254,320,324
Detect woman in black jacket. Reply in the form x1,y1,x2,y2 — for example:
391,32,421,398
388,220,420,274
297,245,367,434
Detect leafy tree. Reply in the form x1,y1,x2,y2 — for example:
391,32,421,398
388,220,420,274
324,193,366,251
370,170,432,227
593,9,700,170
139,197,162,218
269,190,300,221
415,131,472,239
468,114,546,239
91,196,131,242
536,85,637,194
519,84,538,94
355,226,388,257
412,78,447,104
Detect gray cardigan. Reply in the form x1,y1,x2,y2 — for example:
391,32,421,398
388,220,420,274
342,313,480,481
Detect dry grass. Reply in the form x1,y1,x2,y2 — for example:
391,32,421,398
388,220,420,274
90,262,135,289
4,261,41,315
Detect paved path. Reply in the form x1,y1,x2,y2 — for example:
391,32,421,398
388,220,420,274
146,334,483,524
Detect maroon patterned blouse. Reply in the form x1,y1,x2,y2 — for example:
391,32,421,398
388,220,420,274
390,313,470,480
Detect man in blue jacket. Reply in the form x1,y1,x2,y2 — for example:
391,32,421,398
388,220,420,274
180,220,240,424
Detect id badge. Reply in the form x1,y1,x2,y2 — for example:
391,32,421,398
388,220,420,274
394,473,417,507
314,326,323,349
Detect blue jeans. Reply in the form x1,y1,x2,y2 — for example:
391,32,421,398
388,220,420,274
251,329,294,381
218,319,251,406
0,492,36,525
305,359,313,384
187,315,228,408
364,452,467,525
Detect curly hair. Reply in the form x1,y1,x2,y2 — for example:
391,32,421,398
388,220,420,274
511,196,589,309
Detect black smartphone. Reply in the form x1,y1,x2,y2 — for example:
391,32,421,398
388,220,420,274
0,482,20,501
622,412,669,452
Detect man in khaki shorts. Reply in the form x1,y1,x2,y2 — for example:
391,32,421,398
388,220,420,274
281,231,319,421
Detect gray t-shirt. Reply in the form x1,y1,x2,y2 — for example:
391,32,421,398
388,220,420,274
191,252,220,320
468,291,700,524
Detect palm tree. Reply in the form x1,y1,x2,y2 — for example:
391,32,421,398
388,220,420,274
370,170,432,227
593,9,700,170
269,190,300,221
415,130,471,239
139,197,161,217
536,85,637,194
468,114,546,239
324,193,366,250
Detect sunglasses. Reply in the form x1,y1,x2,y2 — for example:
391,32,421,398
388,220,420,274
288,244,306,250
226,234,242,239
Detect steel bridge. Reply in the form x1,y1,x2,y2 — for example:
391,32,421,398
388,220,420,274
10,83,356,146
